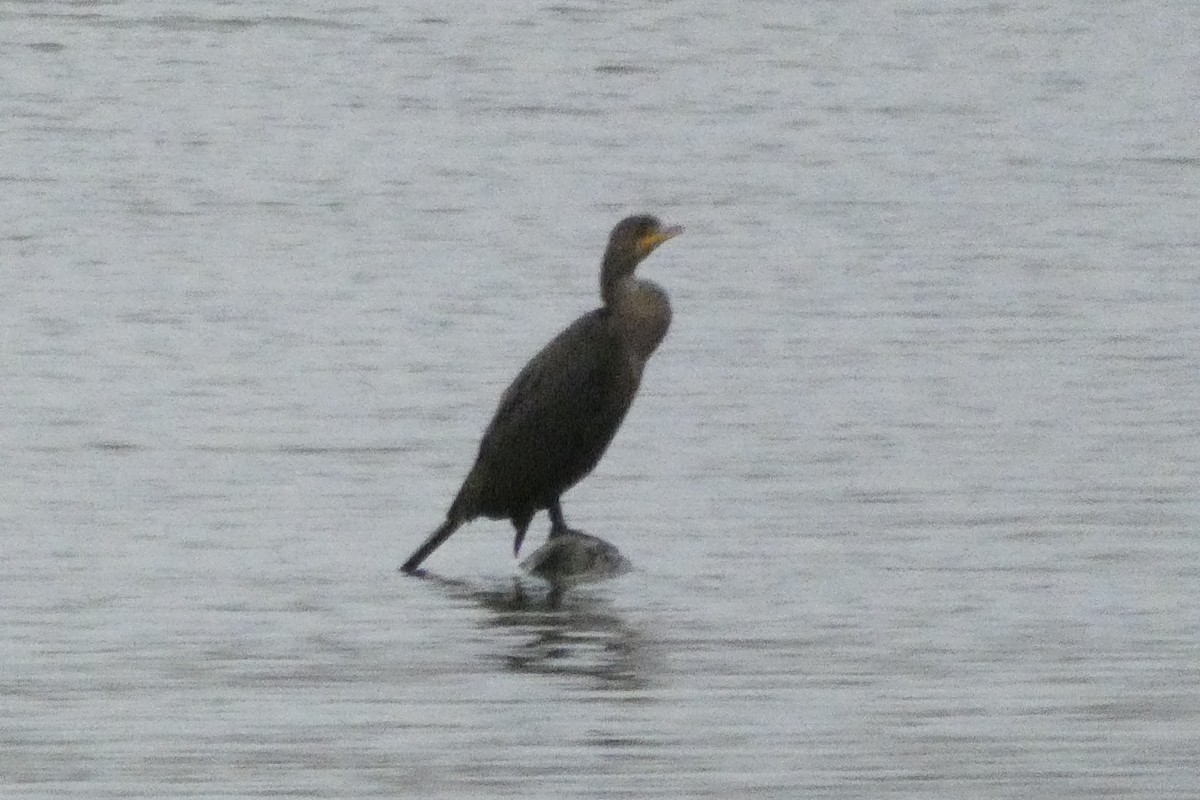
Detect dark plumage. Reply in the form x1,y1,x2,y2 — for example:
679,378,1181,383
401,215,681,573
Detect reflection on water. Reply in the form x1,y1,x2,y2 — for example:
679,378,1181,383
412,571,652,692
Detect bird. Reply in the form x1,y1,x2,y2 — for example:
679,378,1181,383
401,215,682,574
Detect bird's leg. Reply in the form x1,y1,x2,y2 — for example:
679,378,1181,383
548,500,584,538
512,513,533,556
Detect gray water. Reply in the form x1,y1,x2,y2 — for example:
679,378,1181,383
3,1,1200,797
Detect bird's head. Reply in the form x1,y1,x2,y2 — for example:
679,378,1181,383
602,215,683,284
617,215,684,261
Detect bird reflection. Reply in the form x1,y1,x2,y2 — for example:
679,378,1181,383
409,571,652,691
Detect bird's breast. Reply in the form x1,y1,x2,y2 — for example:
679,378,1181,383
613,279,671,362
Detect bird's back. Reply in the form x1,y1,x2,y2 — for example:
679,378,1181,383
451,309,641,521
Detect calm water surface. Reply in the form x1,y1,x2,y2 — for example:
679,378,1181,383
3,1,1199,797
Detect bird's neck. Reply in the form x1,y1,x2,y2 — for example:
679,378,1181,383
600,250,639,308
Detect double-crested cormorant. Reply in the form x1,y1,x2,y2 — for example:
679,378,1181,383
401,215,682,574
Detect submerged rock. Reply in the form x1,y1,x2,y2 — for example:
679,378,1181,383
519,531,631,587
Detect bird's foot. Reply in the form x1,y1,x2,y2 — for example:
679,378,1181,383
549,525,587,539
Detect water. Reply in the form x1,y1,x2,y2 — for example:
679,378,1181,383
3,1,1199,796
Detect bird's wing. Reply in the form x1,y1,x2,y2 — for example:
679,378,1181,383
470,310,639,505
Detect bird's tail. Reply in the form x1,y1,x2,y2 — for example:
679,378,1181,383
400,516,463,574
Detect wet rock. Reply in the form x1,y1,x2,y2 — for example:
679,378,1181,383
519,531,631,587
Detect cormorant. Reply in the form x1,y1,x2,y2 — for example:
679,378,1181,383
401,215,681,573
